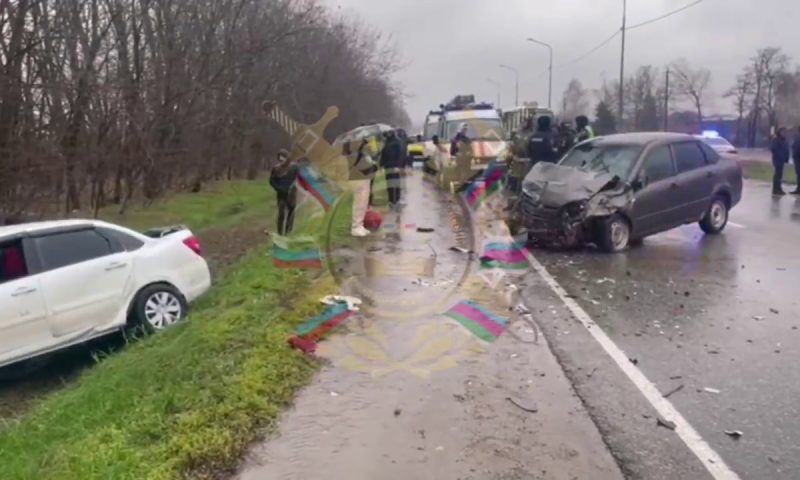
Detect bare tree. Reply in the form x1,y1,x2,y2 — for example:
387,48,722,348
725,75,754,147
624,66,658,130
561,78,588,122
670,59,711,129
744,47,789,147
0,0,408,219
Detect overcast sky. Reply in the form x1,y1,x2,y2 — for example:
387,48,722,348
324,0,800,127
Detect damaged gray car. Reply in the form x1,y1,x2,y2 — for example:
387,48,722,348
517,132,743,252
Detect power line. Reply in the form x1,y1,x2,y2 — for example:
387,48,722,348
557,0,708,67
628,0,707,30
558,30,621,67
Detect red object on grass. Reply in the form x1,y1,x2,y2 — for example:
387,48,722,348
288,336,318,354
364,209,382,231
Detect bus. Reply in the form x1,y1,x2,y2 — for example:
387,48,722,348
501,103,554,136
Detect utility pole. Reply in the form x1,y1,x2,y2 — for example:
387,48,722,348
499,64,519,106
618,0,627,129
663,67,670,131
527,37,553,109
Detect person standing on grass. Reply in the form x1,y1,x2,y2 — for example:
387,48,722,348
380,130,405,210
269,149,298,235
792,126,800,195
770,127,790,196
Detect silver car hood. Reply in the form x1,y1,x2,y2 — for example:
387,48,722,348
522,162,619,207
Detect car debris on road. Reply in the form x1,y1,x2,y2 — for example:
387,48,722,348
506,396,539,413
663,384,685,398
656,417,677,430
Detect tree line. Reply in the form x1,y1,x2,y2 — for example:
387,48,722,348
558,47,800,146
0,0,408,220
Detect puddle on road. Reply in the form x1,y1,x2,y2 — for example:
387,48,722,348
238,174,615,478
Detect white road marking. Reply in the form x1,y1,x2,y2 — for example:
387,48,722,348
521,249,741,480
728,221,745,229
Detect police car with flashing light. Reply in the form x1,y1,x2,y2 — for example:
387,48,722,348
695,131,738,155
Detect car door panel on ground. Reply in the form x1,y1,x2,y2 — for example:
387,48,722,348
0,238,51,358
34,228,134,338
630,144,684,237
670,141,715,223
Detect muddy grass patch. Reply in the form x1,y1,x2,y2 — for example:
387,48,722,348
0,247,337,480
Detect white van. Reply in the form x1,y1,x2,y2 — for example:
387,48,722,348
438,100,508,170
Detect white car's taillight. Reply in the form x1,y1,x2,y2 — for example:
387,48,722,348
183,236,202,256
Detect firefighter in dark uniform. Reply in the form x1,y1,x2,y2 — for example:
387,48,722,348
527,116,558,171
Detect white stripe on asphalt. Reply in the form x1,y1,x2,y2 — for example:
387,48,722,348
521,249,741,480
728,221,745,229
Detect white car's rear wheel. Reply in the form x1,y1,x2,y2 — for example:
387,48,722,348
132,284,187,332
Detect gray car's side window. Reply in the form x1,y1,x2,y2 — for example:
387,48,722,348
643,145,675,185
672,141,707,173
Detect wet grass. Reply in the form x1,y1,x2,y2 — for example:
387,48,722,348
0,252,333,479
0,180,352,479
98,180,270,233
740,160,797,185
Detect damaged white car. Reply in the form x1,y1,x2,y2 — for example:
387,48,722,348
517,133,743,252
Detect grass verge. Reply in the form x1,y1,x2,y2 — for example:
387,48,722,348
740,160,797,185
0,251,337,479
0,180,352,479
98,180,270,233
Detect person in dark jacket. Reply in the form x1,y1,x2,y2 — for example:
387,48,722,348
381,130,405,209
792,126,800,195
450,123,470,157
770,127,790,195
575,115,596,143
396,129,412,168
269,149,298,235
527,116,558,169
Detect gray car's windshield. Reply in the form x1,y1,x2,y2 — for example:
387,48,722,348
559,143,642,179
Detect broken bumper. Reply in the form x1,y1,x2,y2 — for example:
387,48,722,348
520,194,585,246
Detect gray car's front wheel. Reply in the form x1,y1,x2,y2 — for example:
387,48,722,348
699,196,728,234
598,214,631,253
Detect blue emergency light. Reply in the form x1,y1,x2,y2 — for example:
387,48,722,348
701,130,720,138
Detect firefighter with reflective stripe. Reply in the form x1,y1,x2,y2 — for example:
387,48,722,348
575,115,595,143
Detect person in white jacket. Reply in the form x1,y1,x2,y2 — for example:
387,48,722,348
344,138,378,237
423,135,447,182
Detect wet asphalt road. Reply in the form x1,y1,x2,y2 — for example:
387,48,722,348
531,180,800,479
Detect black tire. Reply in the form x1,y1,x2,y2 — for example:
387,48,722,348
598,214,631,253
130,284,187,333
699,195,728,234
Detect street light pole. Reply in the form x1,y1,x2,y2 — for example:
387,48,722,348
486,78,502,108
618,0,627,128
499,64,519,106
527,37,553,110
664,67,670,131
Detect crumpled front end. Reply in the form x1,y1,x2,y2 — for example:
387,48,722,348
519,163,634,247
